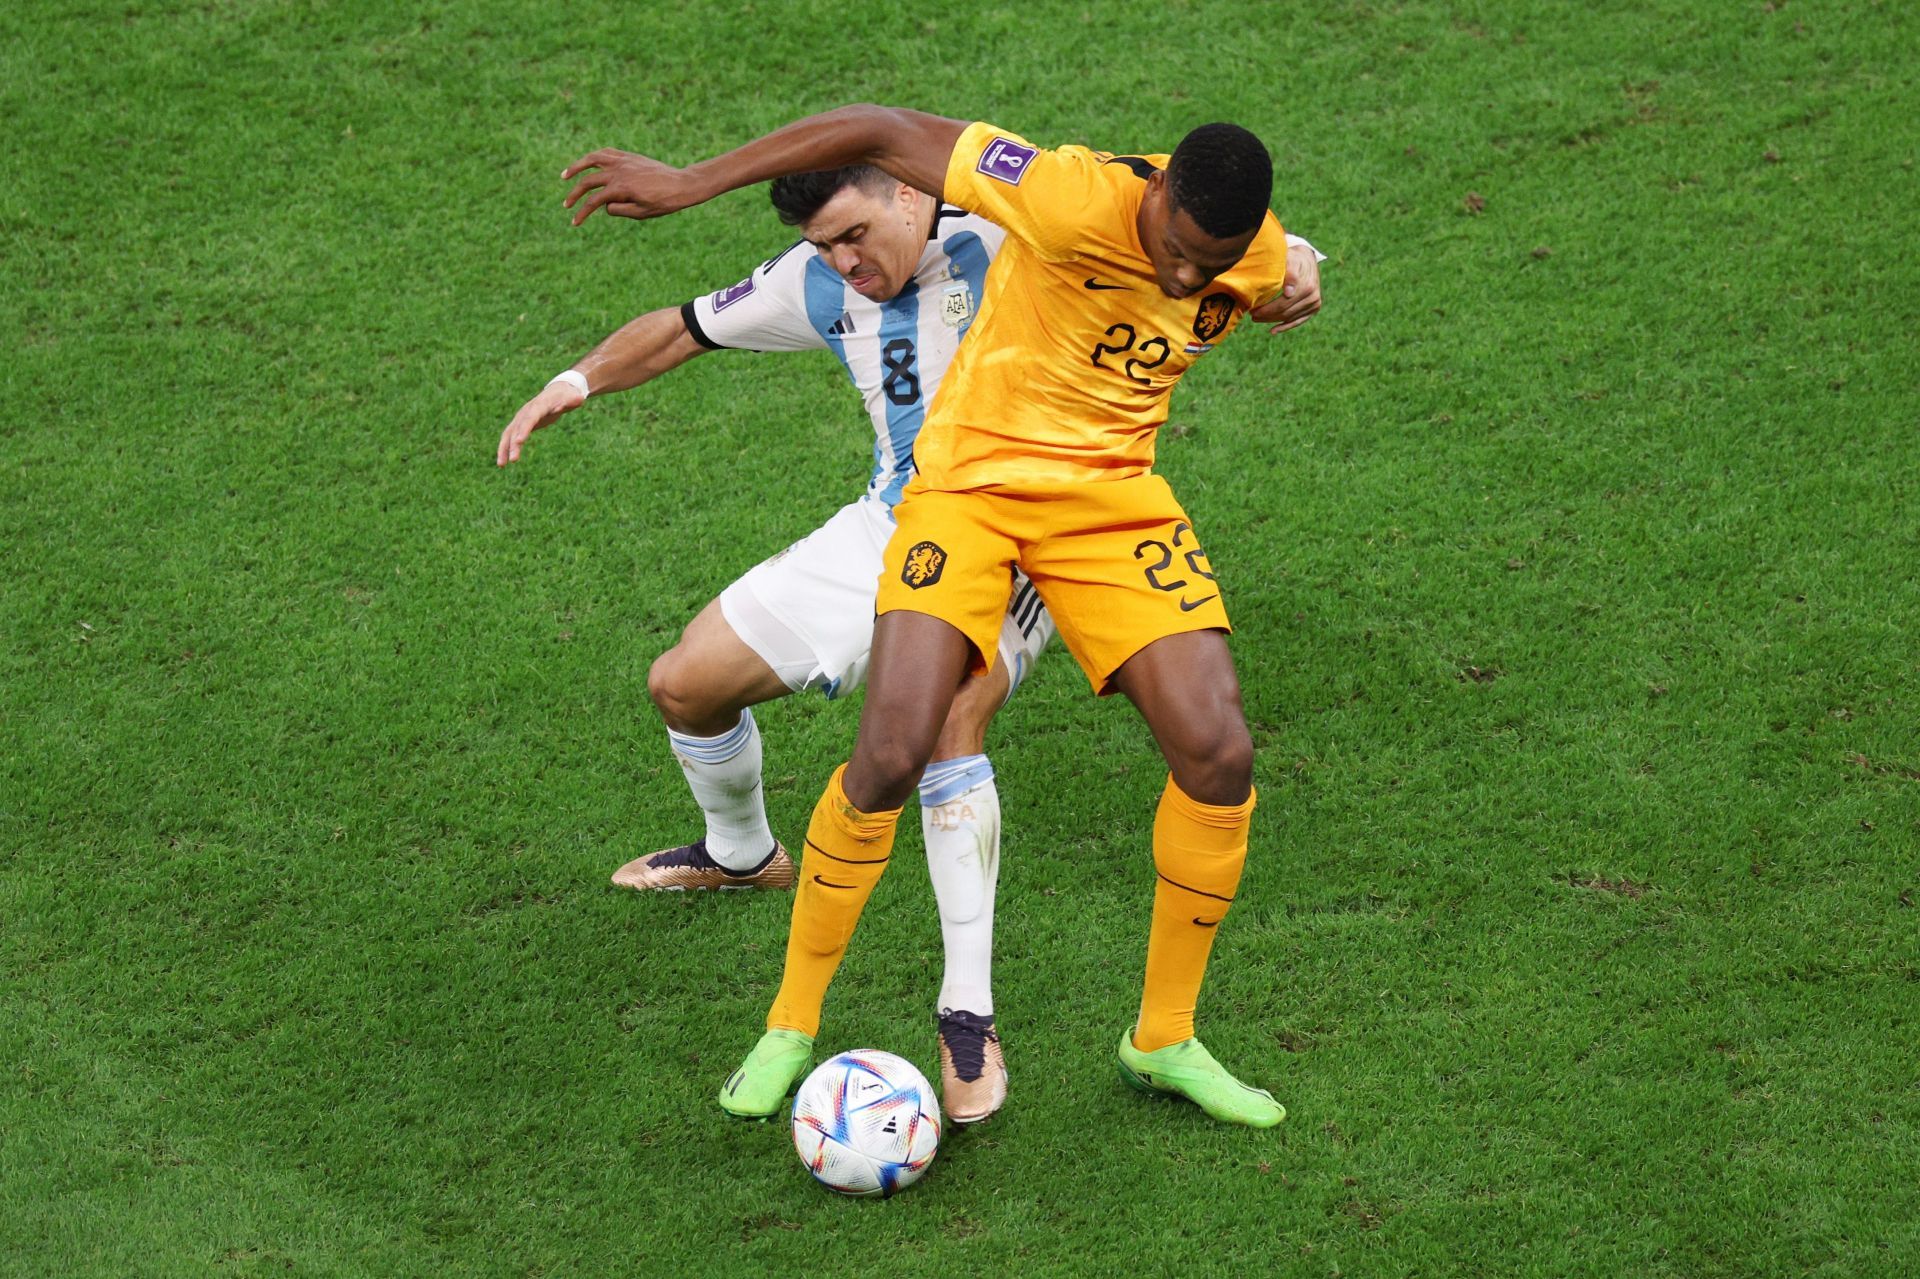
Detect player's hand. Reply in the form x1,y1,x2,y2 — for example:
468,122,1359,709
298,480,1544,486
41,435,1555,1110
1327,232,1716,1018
562,149,706,226
1251,241,1323,333
496,380,586,466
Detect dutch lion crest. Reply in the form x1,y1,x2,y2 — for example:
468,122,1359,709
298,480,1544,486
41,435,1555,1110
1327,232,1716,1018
1192,291,1237,343
902,541,947,589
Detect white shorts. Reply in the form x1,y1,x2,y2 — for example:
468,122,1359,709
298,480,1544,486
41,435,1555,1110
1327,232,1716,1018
719,496,1054,700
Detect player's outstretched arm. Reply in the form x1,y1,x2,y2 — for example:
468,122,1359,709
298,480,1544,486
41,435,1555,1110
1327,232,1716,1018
495,305,706,466
562,106,967,226
1250,238,1325,334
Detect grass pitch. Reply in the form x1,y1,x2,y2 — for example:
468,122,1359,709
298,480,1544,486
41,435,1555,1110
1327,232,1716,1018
3,1,1916,1274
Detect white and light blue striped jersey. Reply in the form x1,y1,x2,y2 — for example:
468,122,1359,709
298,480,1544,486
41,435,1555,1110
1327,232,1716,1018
681,207,1006,509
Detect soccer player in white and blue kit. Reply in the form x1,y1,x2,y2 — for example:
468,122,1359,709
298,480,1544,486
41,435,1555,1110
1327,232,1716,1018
496,167,1054,1122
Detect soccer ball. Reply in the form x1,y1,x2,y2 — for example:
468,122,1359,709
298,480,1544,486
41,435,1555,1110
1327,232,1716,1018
791,1050,941,1197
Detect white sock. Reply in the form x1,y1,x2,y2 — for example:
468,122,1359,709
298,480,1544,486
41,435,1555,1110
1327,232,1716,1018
919,754,1000,1017
666,709,774,871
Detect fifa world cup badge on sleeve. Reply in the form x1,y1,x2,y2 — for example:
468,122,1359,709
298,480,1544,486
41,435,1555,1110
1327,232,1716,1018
711,277,755,311
976,137,1037,186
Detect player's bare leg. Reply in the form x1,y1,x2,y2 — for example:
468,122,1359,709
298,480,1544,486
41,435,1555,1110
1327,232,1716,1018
648,599,793,738
1111,629,1255,808
615,599,797,891
722,611,971,1117
842,611,973,810
923,661,1011,1123
1107,629,1284,1128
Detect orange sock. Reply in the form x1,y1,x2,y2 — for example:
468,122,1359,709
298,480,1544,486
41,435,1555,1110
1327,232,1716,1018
766,765,901,1037
1134,777,1254,1053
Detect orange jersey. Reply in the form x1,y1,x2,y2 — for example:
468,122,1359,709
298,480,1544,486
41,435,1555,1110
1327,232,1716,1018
910,121,1291,490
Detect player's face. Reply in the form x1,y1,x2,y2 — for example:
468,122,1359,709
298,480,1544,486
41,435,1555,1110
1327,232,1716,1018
1140,173,1259,300
799,182,925,302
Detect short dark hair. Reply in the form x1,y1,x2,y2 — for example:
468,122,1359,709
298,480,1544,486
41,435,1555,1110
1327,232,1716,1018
768,166,897,226
1165,123,1273,238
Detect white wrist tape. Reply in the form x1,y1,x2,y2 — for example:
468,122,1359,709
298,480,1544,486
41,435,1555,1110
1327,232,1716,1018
1284,233,1328,264
548,369,590,399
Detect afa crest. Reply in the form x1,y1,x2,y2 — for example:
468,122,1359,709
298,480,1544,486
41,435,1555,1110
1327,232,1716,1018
902,541,947,589
941,282,973,328
1192,291,1237,343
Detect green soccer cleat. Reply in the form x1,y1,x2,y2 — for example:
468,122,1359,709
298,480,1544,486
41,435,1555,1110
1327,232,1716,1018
1116,1028,1286,1129
717,1029,814,1120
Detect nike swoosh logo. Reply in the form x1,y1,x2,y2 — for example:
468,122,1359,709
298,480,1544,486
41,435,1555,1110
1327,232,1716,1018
1193,917,1222,928
1083,277,1128,291
813,875,857,889
1179,595,1219,612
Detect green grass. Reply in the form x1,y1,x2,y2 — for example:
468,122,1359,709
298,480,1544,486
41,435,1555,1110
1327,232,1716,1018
4,0,1917,1274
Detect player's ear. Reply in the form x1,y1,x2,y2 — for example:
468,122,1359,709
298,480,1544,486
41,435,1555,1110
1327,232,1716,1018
1141,170,1166,217
1139,169,1168,231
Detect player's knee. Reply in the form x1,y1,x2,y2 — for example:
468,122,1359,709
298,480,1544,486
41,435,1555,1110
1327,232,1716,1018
869,738,928,792
848,737,930,810
646,646,708,728
1216,730,1256,796
645,648,679,712
1178,724,1255,806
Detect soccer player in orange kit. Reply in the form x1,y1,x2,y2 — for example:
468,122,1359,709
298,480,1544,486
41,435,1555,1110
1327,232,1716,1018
563,105,1324,1127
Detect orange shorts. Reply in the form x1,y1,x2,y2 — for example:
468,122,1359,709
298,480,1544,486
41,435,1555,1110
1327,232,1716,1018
876,474,1232,693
